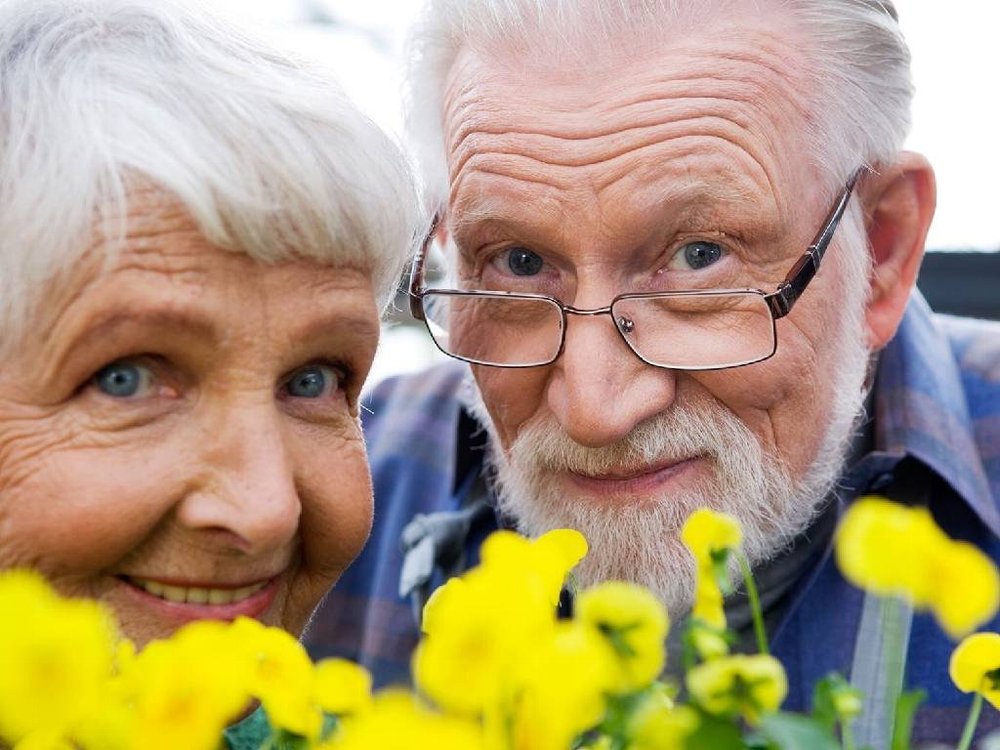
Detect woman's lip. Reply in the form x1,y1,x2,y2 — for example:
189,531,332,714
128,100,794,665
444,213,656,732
565,456,702,496
117,574,281,623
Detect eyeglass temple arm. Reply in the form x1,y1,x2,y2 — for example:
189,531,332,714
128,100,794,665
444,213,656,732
766,169,862,319
408,213,441,321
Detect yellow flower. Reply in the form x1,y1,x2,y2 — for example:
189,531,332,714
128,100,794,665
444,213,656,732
626,690,699,750
489,621,618,750
835,497,945,603
12,728,75,750
480,528,588,606
577,581,669,693
127,620,252,750
686,653,787,725
950,632,1000,709
321,690,485,750
688,620,731,661
415,531,580,717
681,509,743,563
0,570,118,745
836,496,999,638
682,510,742,633
690,572,727,631
314,658,373,716
415,569,556,716
832,686,862,721
230,617,322,739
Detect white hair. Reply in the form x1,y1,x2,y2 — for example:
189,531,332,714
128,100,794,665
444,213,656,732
406,0,912,209
0,0,423,351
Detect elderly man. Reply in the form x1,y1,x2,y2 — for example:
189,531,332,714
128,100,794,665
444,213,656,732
306,0,999,743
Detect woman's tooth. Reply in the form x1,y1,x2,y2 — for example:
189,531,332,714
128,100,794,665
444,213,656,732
162,585,187,603
135,579,266,605
232,584,255,601
145,580,165,596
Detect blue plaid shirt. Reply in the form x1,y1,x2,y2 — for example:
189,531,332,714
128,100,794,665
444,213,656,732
305,293,1000,744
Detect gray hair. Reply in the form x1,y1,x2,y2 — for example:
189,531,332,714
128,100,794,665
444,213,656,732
0,0,423,349
406,0,912,209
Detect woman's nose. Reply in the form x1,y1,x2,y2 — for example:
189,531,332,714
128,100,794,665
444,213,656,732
175,405,301,555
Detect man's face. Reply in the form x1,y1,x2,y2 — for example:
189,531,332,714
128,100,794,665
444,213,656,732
441,13,871,610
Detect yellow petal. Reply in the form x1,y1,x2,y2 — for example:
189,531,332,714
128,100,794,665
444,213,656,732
577,581,669,693
681,509,742,563
930,542,1000,639
687,654,787,725
835,497,946,603
950,632,1000,709
314,659,372,716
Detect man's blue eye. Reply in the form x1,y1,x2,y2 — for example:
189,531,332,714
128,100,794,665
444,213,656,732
286,366,336,398
681,241,724,270
94,362,147,398
507,248,544,276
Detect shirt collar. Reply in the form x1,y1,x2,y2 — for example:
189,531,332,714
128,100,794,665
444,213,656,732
873,292,998,535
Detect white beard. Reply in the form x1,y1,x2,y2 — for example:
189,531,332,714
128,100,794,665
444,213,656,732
466,234,872,618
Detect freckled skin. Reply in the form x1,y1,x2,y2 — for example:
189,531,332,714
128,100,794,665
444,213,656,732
443,15,860,486
0,191,379,646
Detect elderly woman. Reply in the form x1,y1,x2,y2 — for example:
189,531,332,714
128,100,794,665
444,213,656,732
0,0,420,657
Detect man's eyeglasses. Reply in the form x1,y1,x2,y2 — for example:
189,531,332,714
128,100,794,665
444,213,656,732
409,170,862,371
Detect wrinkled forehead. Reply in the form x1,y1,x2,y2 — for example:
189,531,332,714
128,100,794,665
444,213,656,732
25,189,374,346
441,6,819,210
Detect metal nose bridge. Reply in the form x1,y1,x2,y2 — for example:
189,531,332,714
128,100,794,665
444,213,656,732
560,302,636,337
561,303,614,317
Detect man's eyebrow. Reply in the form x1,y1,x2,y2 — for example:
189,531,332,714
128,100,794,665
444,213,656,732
451,180,772,234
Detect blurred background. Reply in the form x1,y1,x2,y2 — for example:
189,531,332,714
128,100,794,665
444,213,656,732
206,0,1000,385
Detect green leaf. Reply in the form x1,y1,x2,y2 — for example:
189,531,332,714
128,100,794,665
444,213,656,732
811,674,841,732
811,672,861,733
683,710,746,750
890,689,926,750
755,712,840,750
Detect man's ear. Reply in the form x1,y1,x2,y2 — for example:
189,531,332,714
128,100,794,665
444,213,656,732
860,152,936,349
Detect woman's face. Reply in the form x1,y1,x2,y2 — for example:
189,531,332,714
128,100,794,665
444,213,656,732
0,193,380,646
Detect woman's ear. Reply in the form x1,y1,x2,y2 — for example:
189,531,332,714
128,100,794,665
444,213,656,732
860,152,936,350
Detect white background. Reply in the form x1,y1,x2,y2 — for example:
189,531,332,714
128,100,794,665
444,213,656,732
205,0,1000,382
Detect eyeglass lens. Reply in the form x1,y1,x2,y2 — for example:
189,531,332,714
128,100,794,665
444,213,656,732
421,290,776,369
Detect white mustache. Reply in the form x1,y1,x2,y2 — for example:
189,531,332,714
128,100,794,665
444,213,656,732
508,392,769,487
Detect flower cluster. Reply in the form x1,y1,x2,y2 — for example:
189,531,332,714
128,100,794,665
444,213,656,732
3,496,1000,750
0,569,369,750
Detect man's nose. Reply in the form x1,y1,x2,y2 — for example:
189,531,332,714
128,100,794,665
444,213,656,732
176,405,300,554
546,311,678,447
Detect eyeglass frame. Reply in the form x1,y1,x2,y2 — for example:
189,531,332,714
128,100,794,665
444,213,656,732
408,168,864,371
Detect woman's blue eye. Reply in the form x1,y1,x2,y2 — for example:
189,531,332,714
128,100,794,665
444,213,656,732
680,241,724,270
506,247,544,276
286,365,338,399
94,362,149,398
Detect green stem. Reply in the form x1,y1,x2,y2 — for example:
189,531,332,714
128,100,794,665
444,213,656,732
841,720,856,750
736,550,768,655
956,691,984,750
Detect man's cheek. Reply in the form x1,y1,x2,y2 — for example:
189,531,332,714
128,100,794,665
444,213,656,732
472,367,545,449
